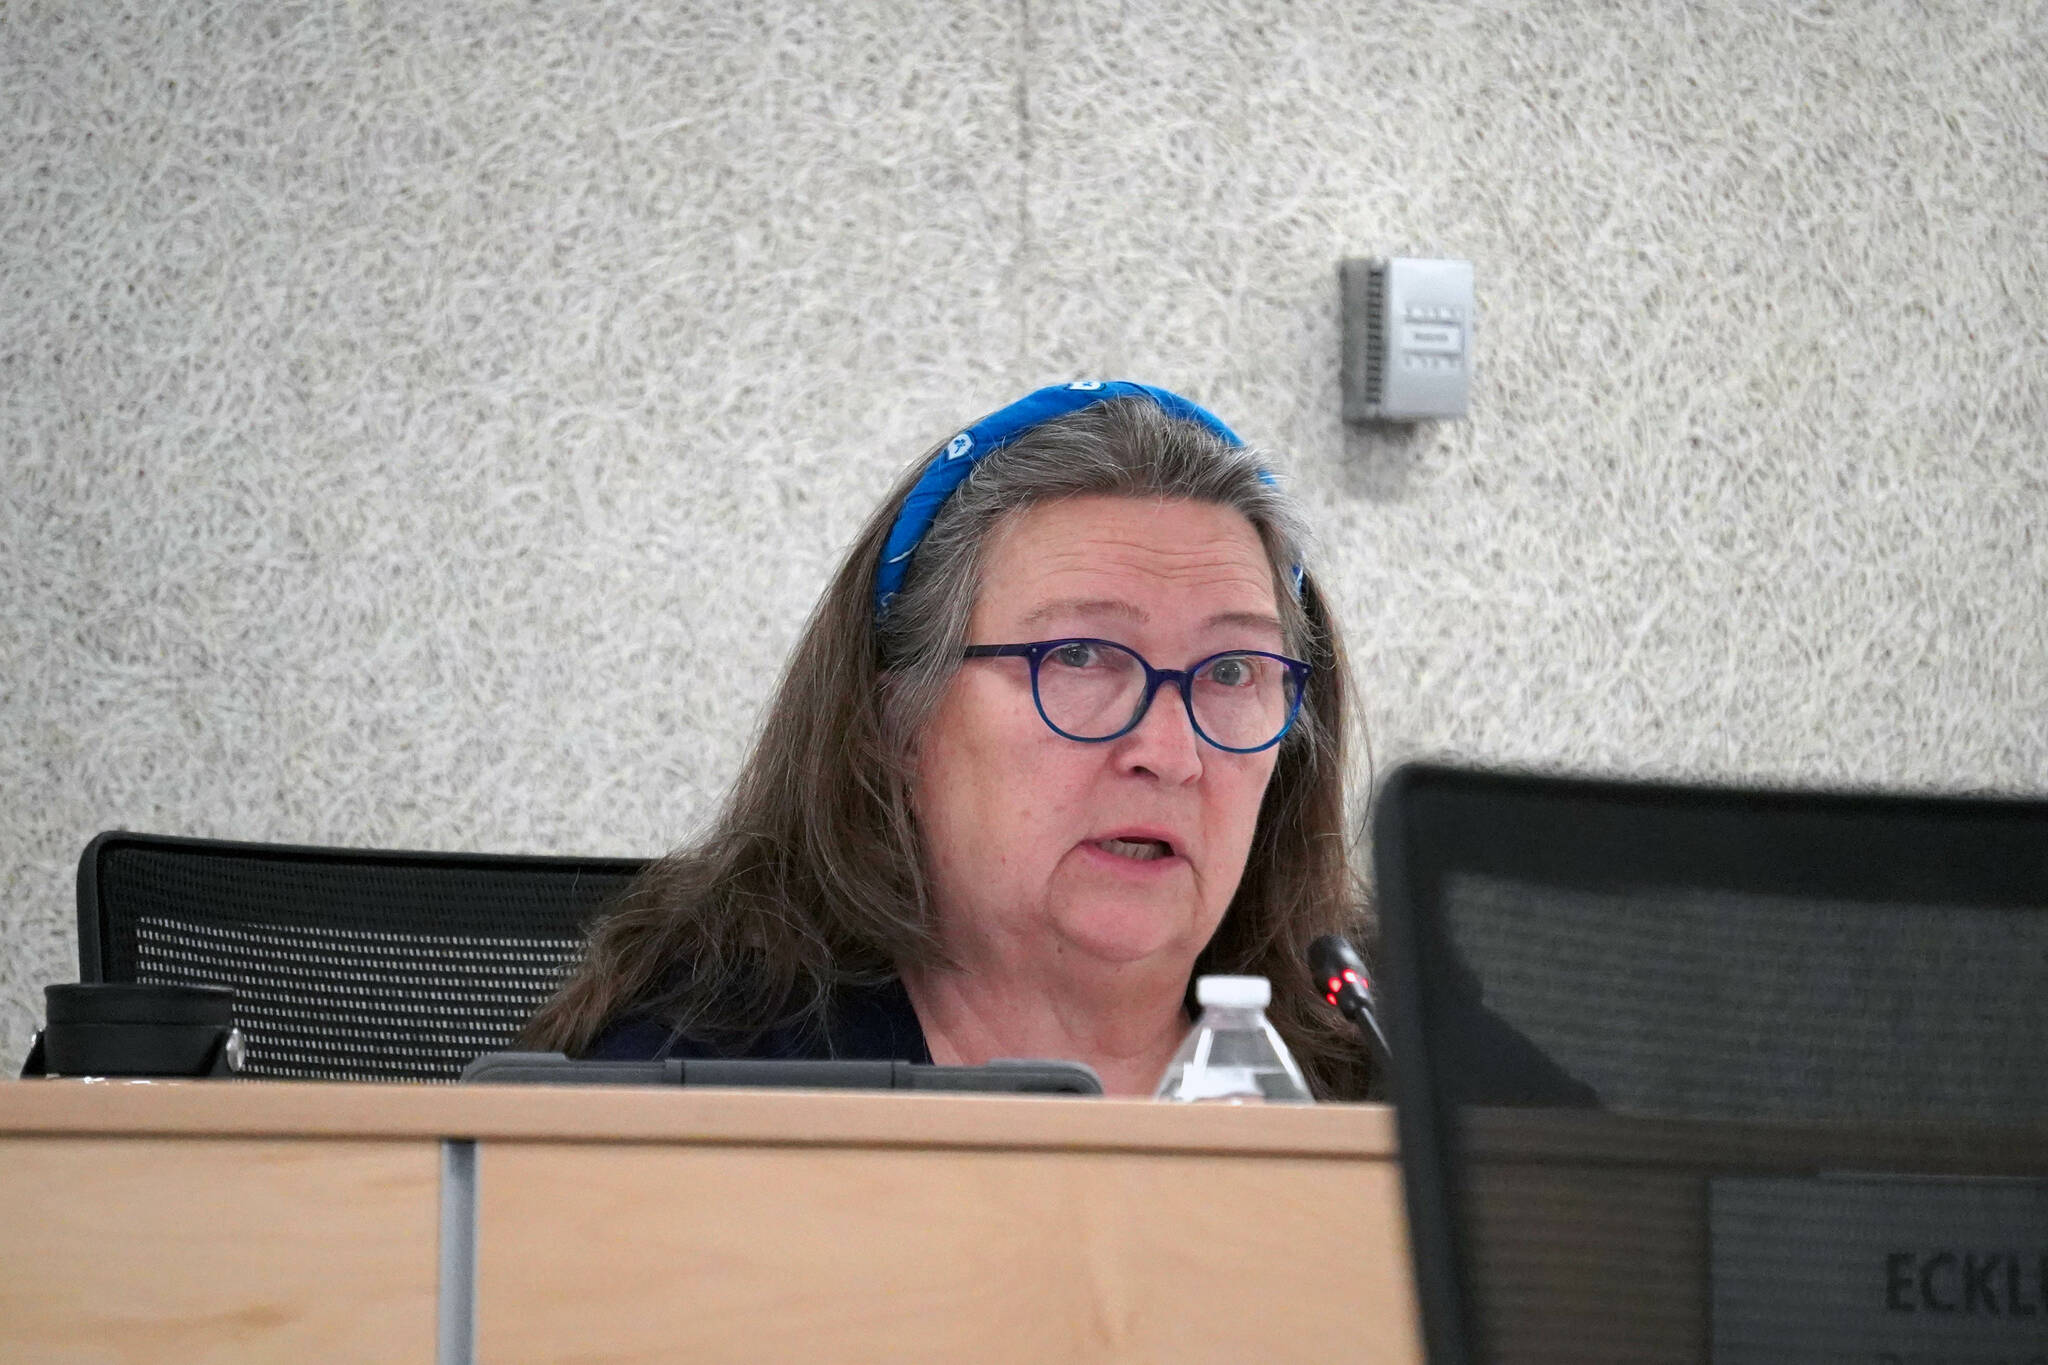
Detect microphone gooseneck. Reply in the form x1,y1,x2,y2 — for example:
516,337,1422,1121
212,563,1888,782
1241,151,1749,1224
1307,934,1392,1066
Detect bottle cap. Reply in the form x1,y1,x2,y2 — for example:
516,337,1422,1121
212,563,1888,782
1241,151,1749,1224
1195,975,1270,1009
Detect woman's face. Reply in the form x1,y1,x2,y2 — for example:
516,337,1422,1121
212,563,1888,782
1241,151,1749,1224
911,494,1286,974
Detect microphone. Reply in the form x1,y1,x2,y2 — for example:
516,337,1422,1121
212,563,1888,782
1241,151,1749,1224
1308,934,1392,1065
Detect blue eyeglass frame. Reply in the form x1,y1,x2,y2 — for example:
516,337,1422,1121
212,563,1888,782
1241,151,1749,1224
959,637,1313,755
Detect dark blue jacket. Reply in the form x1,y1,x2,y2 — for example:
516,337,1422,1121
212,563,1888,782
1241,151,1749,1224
585,977,932,1064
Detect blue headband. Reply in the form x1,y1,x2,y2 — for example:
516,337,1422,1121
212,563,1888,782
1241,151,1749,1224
874,380,1301,618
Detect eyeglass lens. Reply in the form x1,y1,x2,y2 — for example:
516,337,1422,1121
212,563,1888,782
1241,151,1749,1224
1033,641,1300,749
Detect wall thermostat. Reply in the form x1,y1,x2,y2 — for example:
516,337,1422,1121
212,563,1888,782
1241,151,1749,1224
1340,257,1474,422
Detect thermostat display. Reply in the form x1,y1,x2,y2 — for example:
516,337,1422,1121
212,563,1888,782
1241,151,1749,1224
1341,257,1474,421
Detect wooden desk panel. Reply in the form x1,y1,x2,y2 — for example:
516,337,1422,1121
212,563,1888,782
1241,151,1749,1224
0,1079,1404,1155
0,1134,440,1364
478,1137,1416,1365
0,1083,1418,1364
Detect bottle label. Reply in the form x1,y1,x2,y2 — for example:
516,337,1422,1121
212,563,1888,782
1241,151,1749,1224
1174,1065,1268,1102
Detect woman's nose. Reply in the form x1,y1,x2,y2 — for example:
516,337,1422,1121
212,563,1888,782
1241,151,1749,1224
1114,680,1204,784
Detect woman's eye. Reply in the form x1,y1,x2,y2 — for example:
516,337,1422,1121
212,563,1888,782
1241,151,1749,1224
1208,656,1256,687
1049,642,1099,668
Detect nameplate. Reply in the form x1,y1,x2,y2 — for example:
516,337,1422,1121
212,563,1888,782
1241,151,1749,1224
1710,1175,2048,1364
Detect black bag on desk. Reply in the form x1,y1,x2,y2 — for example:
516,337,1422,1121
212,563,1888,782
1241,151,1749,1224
20,983,243,1078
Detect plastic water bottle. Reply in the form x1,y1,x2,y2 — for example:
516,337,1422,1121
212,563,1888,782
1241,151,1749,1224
1154,975,1312,1103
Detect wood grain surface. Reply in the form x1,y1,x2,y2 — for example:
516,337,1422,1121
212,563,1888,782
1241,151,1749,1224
477,1139,1418,1365
0,1135,439,1364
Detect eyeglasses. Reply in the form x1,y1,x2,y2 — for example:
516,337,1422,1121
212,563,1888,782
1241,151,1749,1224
960,638,1312,754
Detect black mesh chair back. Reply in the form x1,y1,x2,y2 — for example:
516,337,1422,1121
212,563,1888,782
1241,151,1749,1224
1372,764,2048,1365
78,832,645,1082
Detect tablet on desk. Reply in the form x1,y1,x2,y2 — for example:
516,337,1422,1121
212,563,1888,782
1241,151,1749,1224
460,1051,1103,1095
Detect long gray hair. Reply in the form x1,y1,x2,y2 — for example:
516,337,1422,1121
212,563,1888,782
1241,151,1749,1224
522,397,1374,1098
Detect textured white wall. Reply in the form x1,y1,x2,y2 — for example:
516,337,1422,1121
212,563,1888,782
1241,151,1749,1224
4,0,2044,1064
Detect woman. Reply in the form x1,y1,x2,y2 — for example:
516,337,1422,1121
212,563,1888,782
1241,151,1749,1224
522,381,1374,1099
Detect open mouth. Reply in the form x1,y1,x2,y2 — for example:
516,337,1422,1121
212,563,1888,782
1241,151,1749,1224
1093,836,1175,862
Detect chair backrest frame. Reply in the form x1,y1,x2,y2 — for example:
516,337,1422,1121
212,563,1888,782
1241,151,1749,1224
76,831,647,1081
